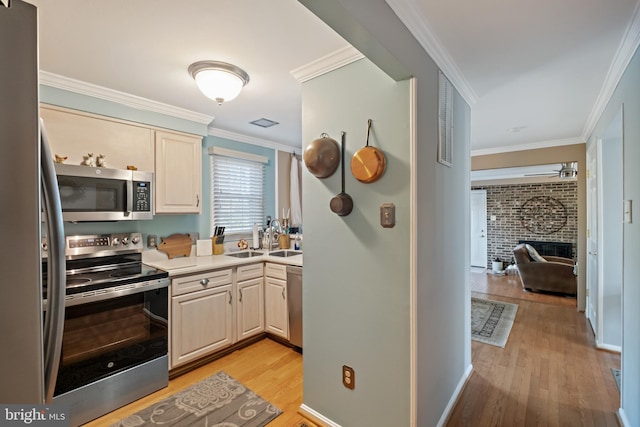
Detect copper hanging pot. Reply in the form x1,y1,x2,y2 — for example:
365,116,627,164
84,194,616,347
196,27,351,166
351,119,386,183
303,133,340,179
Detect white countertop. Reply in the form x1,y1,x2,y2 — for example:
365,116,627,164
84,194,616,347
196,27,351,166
142,247,302,277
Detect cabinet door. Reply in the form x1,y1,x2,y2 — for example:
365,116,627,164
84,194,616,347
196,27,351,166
155,131,202,214
237,277,264,340
171,284,233,368
264,276,288,339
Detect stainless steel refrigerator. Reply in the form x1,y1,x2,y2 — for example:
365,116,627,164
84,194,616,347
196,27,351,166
0,0,66,406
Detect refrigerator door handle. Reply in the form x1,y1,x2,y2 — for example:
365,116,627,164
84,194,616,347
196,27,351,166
40,119,66,403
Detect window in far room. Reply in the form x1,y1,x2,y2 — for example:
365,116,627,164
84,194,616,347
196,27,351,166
209,147,267,236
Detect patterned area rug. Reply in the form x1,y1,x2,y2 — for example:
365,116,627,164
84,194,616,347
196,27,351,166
471,297,518,348
110,371,282,426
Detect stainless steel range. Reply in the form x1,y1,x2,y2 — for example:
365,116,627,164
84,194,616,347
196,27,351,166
42,232,169,426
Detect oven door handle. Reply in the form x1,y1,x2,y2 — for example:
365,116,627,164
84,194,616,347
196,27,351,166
57,279,170,308
40,119,66,404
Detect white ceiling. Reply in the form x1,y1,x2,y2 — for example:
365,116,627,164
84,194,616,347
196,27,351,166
28,0,640,152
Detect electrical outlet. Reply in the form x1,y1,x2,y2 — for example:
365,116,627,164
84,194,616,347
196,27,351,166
342,365,355,390
147,235,157,248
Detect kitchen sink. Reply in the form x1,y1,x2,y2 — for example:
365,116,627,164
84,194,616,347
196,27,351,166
269,250,302,258
225,251,264,258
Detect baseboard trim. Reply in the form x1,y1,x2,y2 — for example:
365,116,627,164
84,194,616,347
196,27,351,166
595,342,622,353
618,407,630,426
436,363,474,427
299,404,342,427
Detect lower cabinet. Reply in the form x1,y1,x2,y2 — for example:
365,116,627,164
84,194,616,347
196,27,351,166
236,264,265,340
265,263,289,340
171,271,233,368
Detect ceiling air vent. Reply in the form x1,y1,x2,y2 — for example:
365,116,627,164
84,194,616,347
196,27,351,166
250,118,279,128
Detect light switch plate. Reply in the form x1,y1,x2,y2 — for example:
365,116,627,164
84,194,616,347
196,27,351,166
380,203,395,228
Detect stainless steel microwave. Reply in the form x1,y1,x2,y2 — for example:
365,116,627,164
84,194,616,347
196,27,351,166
54,164,153,222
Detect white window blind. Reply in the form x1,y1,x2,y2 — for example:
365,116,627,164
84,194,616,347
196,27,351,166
210,150,265,236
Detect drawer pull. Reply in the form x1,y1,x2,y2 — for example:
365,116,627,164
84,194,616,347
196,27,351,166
200,278,209,286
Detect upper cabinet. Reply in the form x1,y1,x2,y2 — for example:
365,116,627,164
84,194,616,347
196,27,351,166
40,105,154,171
154,131,202,214
40,104,203,215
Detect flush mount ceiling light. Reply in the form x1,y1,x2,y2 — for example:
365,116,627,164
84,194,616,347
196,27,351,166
188,61,249,105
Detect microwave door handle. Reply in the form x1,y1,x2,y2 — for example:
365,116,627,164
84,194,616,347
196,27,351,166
40,119,66,404
126,180,133,217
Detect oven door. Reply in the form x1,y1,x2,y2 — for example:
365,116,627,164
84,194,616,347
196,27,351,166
53,285,168,397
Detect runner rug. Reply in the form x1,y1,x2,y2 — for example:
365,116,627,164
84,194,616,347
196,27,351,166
110,371,282,426
471,297,518,348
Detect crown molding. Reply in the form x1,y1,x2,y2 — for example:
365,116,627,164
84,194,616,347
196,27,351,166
471,136,584,156
582,1,640,141
207,127,301,154
39,71,214,125
290,45,364,83
385,0,477,106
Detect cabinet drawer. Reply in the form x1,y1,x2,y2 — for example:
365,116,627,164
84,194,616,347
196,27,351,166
237,263,264,282
265,262,287,280
172,269,232,296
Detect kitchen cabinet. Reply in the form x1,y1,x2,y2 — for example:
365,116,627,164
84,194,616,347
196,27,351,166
40,104,155,171
236,263,264,340
154,130,202,214
264,263,288,339
170,270,233,368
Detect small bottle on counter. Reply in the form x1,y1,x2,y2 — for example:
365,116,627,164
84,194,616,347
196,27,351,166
294,233,301,250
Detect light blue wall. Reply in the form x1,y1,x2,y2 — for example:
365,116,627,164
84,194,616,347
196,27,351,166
586,45,640,426
302,58,412,426
41,85,276,243
299,1,472,425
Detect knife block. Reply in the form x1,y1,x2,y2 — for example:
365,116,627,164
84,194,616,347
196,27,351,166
212,241,224,255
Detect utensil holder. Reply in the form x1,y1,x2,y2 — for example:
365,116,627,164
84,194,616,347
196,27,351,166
213,242,224,255
279,234,290,249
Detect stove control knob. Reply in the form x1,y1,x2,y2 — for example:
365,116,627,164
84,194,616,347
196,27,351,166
122,237,130,245
131,236,140,244
112,237,120,246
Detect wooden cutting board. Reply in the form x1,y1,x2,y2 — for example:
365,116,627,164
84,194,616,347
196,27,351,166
157,233,192,259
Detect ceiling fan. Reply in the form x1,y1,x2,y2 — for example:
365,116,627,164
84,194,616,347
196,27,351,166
524,162,578,179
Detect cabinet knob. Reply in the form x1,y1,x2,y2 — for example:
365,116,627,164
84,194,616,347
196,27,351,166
200,278,209,286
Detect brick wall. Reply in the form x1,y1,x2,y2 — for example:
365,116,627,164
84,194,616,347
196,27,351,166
472,181,578,269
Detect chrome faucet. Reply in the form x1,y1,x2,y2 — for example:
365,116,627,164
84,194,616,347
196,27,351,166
268,219,281,251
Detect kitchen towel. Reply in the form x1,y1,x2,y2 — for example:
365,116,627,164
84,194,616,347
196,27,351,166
290,155,302,226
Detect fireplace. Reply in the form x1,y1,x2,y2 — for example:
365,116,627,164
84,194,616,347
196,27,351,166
518,240,573,259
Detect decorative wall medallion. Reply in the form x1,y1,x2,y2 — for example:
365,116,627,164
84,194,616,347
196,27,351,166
519,195,567,235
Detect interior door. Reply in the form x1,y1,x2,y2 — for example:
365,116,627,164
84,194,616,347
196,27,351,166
470,190,488,268
586,143,599,334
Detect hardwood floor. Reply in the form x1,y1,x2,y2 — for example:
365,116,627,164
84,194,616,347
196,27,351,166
85,272,620,426
85,338,314,427
447,271,621,426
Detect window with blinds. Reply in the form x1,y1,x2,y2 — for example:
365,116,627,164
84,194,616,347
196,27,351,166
210,148,266,236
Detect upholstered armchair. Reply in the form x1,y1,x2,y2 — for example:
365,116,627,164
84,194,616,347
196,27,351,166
512,243,577,296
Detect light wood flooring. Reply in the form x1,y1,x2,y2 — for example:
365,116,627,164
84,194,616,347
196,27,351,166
84,338,313,427
447,271,621,426
85,271,620,427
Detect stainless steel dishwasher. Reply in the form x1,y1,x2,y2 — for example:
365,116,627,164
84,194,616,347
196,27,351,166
286,265,303,349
